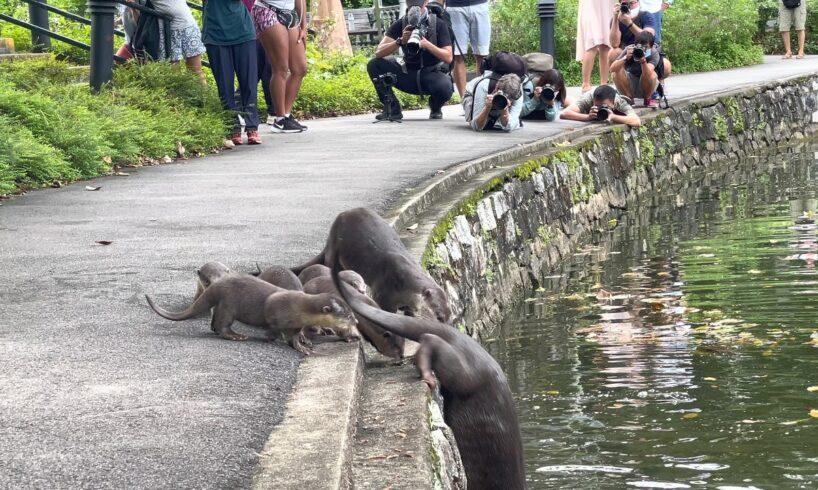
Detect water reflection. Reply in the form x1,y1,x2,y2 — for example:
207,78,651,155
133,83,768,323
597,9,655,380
489,144,818,489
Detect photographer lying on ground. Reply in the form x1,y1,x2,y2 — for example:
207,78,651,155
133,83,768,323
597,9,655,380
463,73,523,131
521,69,571,121
560,84,641,127
610,31,671,108
366,0,454,120
608,0,656,65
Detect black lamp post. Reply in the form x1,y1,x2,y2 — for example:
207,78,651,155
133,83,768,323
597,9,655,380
537,0,556,57
87,0,116,93
28,0,52,52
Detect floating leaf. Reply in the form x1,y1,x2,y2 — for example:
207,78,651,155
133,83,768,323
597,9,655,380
807,386,818,392
683,413,700,419
703,377,717,381
545,390,560,396
810,409,818,418
405,223,418,231
747,269,762,274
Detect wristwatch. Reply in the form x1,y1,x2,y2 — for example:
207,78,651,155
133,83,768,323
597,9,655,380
395,38,402,47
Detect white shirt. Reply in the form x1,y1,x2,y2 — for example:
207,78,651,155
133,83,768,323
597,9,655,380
639,0,663,14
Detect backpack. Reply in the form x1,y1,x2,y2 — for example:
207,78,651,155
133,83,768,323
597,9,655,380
782,0,800,8
522,52,554,85
131,0,162,62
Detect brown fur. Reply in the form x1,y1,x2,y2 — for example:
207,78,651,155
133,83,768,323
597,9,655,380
146,274,358,355
258,265,303,291
298,264,367,295
194,261,233,299
292,208,451,322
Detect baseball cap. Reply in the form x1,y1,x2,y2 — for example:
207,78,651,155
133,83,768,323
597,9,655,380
406,0,425,7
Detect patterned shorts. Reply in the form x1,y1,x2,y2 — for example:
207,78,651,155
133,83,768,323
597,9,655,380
159,25,206,61
252,3,299,33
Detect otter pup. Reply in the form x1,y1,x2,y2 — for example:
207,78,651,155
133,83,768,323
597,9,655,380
292,208,451,322
257,265,303,291
193,261,233,299
302,275,405,360
331,266,525,490
298,264,367,295
146,274,358,355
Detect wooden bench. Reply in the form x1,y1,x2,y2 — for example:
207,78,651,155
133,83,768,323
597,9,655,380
345,5,401,47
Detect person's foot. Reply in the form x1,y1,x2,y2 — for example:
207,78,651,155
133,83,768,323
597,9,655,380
644,98,658,108
783,52,793,59
288,115,308,131
246,130,262,145
270,116,304,133
429,109,443,119
581,84,592,93
375,107,403,121
796,52,805,59
230,133,243,145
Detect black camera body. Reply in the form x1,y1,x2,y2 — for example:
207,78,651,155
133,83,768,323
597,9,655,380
632,45,646,61
373,72,398,88
540,84,557,102
489,91,509,117
596,104,611,121
620,2,630,14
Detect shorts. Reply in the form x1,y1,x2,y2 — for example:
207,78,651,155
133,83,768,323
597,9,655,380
626,71,658,99
779,0,807,31
448,3,491,57
252,3,299,33
158,25,206,62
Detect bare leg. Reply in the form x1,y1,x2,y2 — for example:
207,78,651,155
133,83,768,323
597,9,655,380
284,27,307,115
581,47,597,92
612,67,631,98
453,55,467,97
640,65,658,101
185,55,205,83
598,45,611,84
608,47,622,68
781,31,792,58
258,24,291,117
796,30,805,58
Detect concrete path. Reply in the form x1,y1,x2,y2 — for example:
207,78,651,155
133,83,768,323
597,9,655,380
0,56,816,488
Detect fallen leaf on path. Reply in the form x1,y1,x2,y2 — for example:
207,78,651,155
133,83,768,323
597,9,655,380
114,172,130,176
85,186,102,191
406,223,418,231
366,455,387,461
807,386,818,392
95,240,113,245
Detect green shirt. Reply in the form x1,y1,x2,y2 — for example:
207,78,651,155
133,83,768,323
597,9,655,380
202,0,257,46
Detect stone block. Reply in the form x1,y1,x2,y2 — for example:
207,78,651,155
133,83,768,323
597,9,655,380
476,198,497,232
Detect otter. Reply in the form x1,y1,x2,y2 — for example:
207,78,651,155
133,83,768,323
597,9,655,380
331,266,526,490
298,264,367,295
292,208,451,323
193,261,233,299
257,265,303,291
146,274,358,355
302,275,405,359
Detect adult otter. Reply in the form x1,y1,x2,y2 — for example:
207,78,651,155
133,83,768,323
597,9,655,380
193,261,233,299
331,266,526,490
298,264,367,295
146,274,358,355
257,265,303,291
292,207,451,323
302,275,405,359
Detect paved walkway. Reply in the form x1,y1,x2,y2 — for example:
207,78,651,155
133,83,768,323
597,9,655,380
1,56,816,488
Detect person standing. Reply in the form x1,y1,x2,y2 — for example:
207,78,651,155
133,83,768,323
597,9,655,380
576,0,613,93
639,0,664,44
253,0,309,133
780,0,807,59
203,0,262,145
449,0,492,98
152,0,207,79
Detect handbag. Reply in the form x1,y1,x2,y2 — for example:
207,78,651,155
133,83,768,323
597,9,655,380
782,0,800,9
131,0,162,62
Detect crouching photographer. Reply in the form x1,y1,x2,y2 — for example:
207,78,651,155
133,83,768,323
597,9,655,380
366,0,454,121
560,84,641,127
610,31,671,108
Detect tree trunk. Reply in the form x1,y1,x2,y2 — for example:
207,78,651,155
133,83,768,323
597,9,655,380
313,0,353,55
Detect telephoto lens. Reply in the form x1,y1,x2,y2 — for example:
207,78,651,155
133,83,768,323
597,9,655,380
620,2,630,14
632,46,645,61
541,85,556,102
491,92,509,112
596,105,611,121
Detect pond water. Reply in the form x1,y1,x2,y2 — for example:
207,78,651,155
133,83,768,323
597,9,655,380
488,144,818,490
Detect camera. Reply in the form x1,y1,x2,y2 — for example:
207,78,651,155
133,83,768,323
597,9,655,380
596,104,611,121
540,84,557,102
404,6,428,56
490,91,509,117
373,72,397,87
620,2,630,14
632,45,645,61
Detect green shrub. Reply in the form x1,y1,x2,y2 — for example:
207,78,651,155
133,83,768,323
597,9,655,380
0,114,75,193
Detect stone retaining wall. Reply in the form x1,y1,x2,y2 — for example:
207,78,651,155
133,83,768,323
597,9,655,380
423,75,818,340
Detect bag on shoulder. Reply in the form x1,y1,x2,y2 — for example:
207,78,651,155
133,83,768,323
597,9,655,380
131,0,162,62
782,0,800,8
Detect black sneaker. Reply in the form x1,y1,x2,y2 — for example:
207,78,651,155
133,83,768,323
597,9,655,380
375,109,403,121
288,115,308,131
429,109,443,119
270,116,303,133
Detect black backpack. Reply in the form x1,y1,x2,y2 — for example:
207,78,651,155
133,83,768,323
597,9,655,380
401,1,456,72
131,0,162,62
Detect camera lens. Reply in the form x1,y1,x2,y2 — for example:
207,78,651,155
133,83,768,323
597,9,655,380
633,47,645,60
405,28,423,56
491,93,509,112
596,106,611,121
620,2,630,14
541,86,556,101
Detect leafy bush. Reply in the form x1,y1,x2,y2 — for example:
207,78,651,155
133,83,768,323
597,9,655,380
0,114,75,194
491,0,763,84
755,0,818,54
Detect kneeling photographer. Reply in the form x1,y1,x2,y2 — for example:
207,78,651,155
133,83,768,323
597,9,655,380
560,84,641,127
366,0,454,121
610,31,670,108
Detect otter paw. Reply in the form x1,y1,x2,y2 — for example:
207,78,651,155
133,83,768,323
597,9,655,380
421,373,437,390
222,333,248,341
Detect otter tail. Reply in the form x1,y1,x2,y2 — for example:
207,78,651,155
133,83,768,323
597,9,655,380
145,293,212,322
290,251,325,276
331,260,440,342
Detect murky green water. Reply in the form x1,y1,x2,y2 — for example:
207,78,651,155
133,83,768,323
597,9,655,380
489,144,818,489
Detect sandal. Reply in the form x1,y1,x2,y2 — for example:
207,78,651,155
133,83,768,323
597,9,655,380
796,53,805,59
782,53,793,59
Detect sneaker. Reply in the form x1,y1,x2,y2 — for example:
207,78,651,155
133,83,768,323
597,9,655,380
644,98,658,108
429,109,443,119
375,108,403,121
288,115,308,131
230,133,243,145
266,114,276,125
247,130,262,145
270,116,303,133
